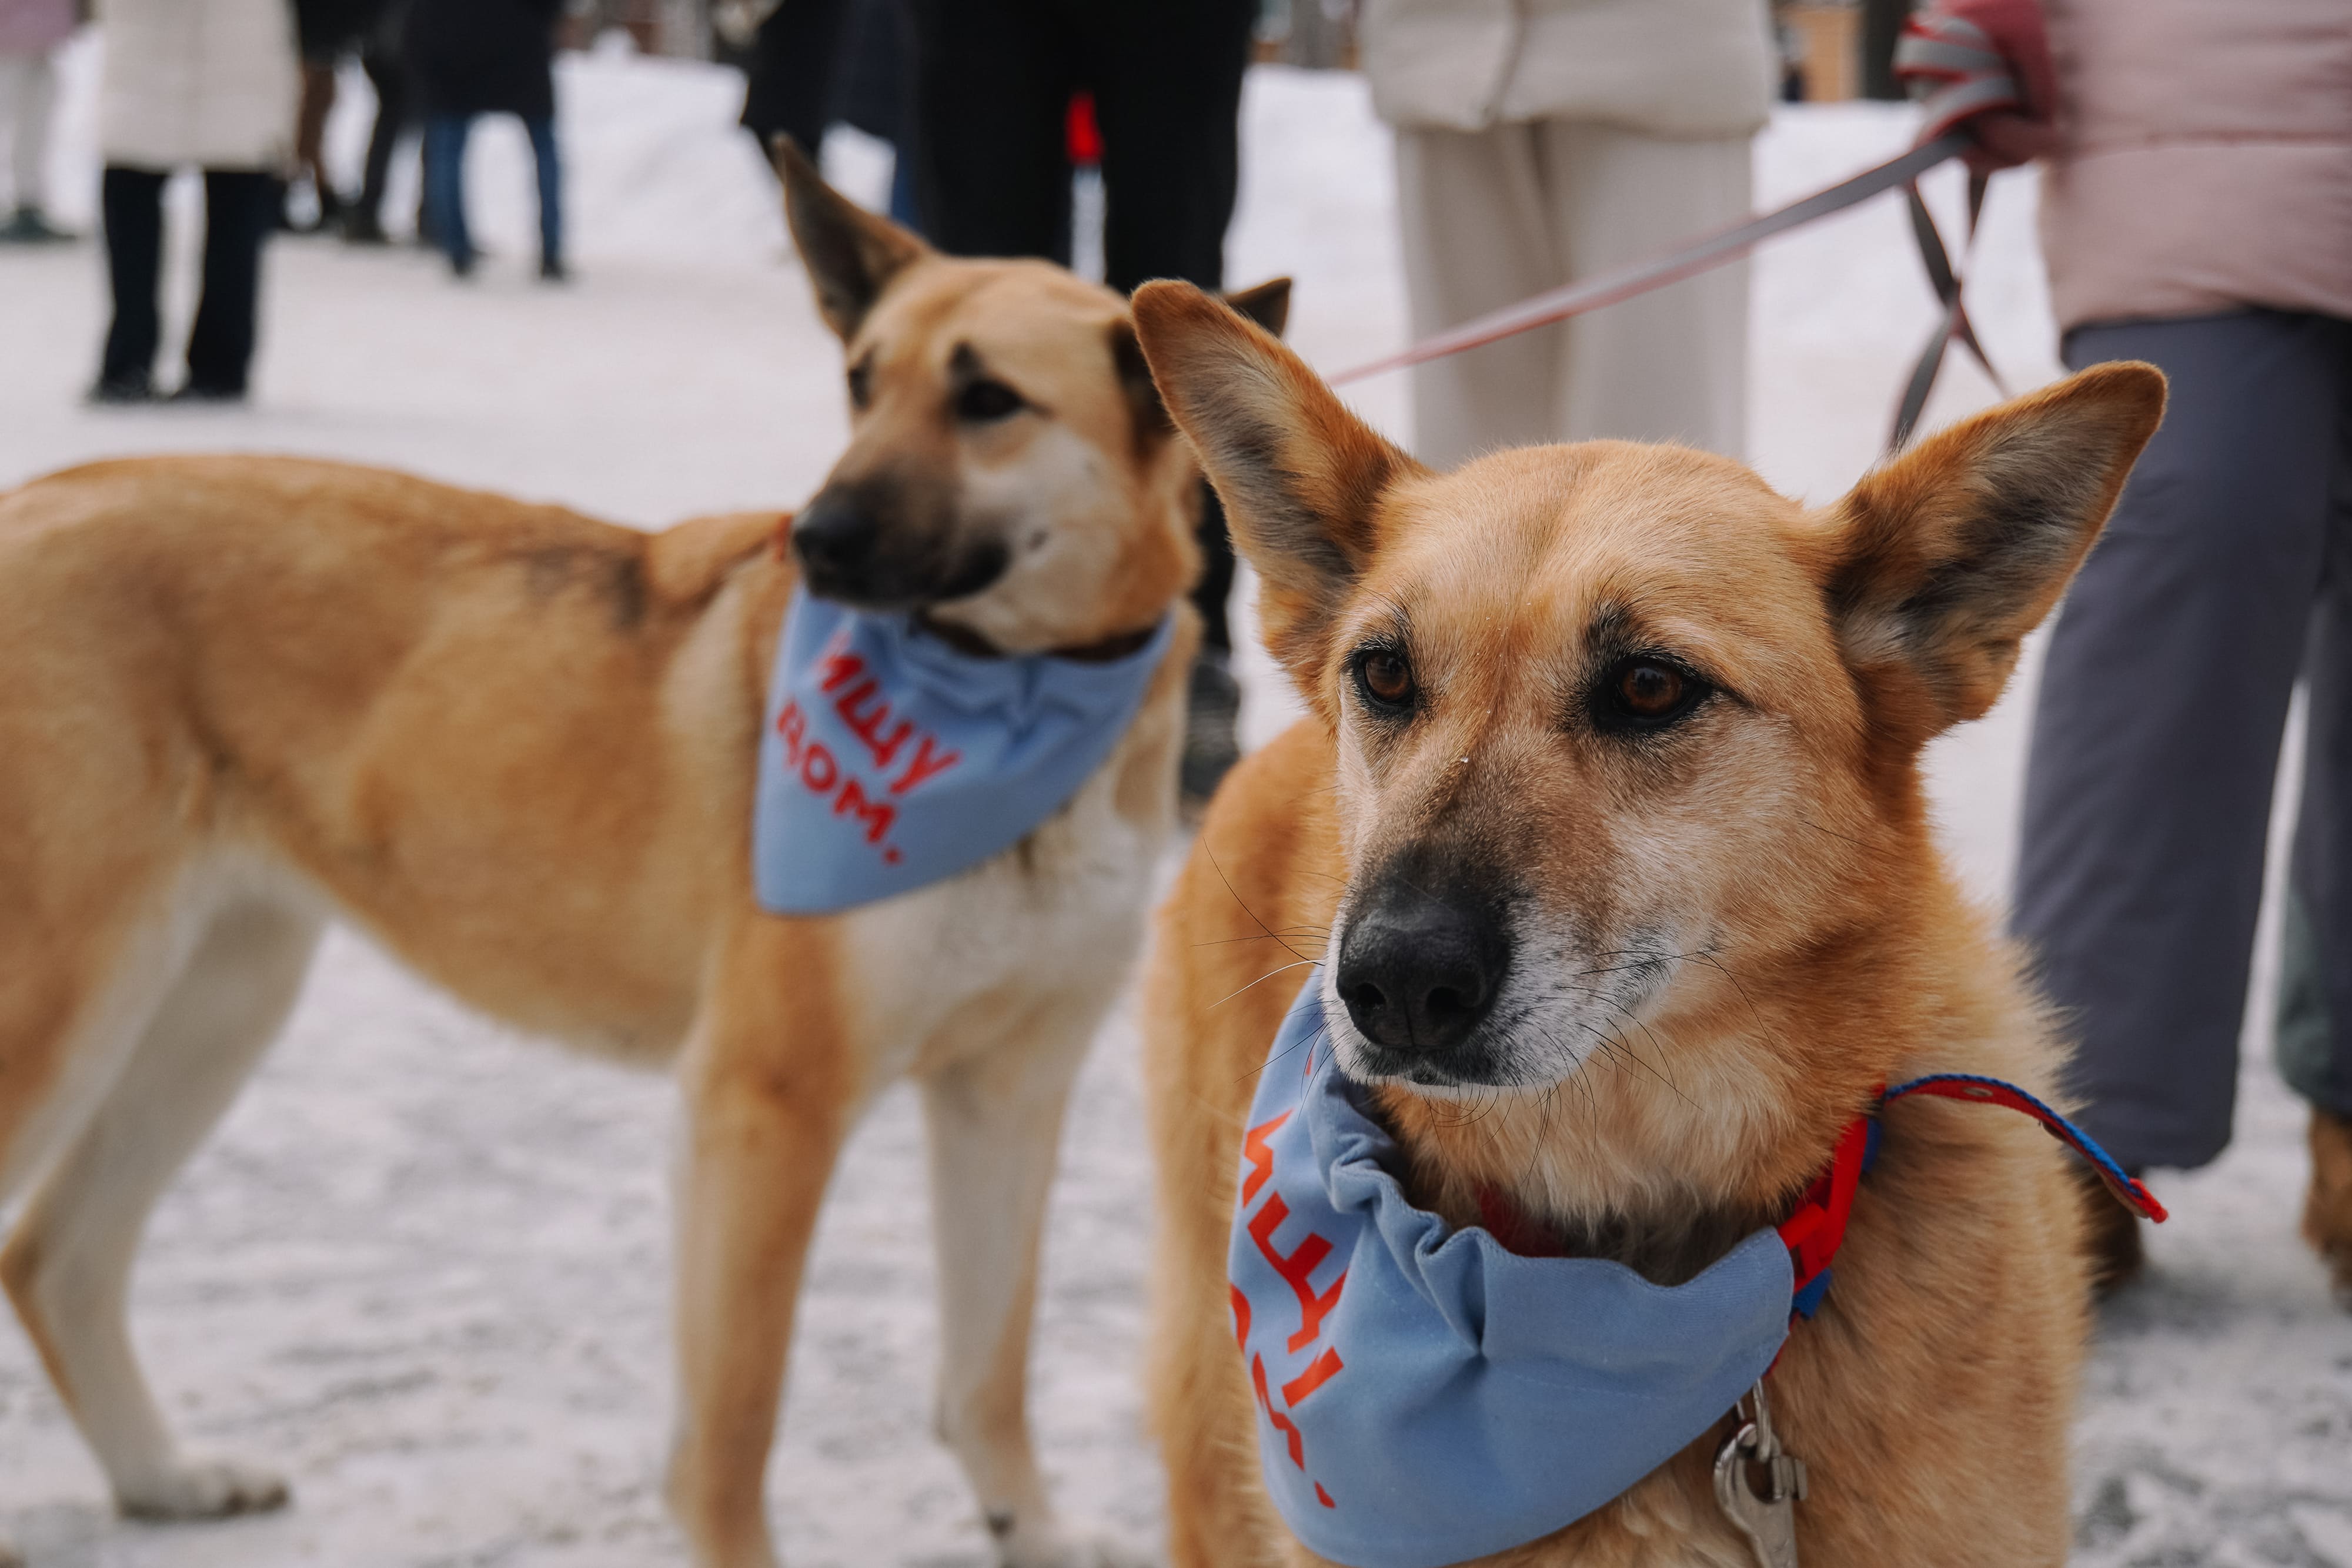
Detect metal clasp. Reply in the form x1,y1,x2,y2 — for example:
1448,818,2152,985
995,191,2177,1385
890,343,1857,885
1713,1379,1808,1568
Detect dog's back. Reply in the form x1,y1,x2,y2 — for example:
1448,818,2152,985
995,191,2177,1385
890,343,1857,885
0,457,783,1093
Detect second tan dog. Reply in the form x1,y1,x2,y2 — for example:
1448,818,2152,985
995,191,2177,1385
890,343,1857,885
0,158,1282,1568
1131,282,2164,1566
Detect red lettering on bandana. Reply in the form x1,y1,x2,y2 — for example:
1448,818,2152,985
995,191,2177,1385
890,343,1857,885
1241,1112,1288,1206
777,699,808,767
817,638,864,694
801,742,838,794
834,678,916,773
1250,1352,1307,1470
1281,1345,1344,1407
1232,1109,1346,1509
834,776,896,846
893,731,962,795
1249,1193,1348,1353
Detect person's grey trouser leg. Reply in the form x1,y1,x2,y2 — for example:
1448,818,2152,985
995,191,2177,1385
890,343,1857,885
2275,317,2352,1116
2013,310,2347,1171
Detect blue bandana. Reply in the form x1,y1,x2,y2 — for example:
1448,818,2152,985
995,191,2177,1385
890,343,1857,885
1228,974,1794,1568
753,589,1174,915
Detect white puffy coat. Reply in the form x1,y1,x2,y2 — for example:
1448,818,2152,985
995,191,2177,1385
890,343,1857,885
1358,0,1776,139
96,0,298,170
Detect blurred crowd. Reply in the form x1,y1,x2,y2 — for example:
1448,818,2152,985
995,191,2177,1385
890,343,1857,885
1,0,2347,1296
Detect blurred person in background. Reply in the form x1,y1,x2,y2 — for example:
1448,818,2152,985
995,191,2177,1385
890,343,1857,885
343,0,415,244
724,0,917,228
285,0,386,232
89,0,298,403
1934,0,2352,1301
898,0,1259,801
1359,0,1775,468
0,0,78,243
406,0,563,280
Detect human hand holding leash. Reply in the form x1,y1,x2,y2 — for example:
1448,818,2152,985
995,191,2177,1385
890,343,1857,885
1896,0,2060,172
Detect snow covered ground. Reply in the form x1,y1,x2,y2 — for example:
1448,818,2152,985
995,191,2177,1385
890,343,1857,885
2,34,2347,1568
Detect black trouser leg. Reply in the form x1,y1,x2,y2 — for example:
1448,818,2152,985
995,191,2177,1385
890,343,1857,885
99,165,166,389
185,169,275,395
744,0,854,159
1085,0,1254,296
902,0,1076,265
1087,0,1255,649
358,51,408,222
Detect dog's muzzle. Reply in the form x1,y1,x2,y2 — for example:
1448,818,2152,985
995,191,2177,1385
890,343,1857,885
791,488,1008,610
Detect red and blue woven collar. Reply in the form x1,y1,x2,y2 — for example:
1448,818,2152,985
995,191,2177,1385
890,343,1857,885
1776,1072,2167,1320
1479,1072,2167,1320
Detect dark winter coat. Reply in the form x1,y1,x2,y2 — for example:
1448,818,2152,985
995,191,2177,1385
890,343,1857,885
295,0,390,59
405,0,561,121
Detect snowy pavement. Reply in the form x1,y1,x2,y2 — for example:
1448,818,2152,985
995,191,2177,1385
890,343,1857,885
2,36,2347,1568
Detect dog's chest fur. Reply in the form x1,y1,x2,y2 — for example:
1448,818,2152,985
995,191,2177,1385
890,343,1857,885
833,673,1178,1079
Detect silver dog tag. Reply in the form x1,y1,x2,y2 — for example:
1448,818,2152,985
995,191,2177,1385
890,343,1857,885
1713,1379,1806,1568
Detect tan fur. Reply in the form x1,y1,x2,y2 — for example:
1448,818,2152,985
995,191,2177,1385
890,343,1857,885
0,164,1271,1568
1132,281,2166,1567
2307,1108,2352,1306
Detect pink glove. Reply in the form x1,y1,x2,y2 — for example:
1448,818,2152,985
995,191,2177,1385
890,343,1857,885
1894,0,2060,172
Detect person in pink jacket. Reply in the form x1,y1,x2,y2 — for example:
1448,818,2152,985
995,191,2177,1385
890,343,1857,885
0,0,76,242
1917,0,2352,1304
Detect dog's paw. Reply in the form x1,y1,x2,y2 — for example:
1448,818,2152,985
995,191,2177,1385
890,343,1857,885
116,1456,290,1520
993,1520,1157,1568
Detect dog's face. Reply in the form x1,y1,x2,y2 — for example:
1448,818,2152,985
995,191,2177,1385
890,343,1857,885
779,149,1287,654
1134,283,2163,1159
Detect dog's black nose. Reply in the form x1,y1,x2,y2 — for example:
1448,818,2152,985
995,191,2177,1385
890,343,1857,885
791,491,878,583
1335,890,1509,1059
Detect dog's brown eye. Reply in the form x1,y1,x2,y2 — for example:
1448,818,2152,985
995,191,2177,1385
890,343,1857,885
1619,663,1682,715
846,357,873,410
1355,648,1415,712
957,378,1025,423
1597,656,1708,730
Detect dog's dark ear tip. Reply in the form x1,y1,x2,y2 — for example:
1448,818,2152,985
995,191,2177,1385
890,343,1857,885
770,134,817,188
1223,277,1293,339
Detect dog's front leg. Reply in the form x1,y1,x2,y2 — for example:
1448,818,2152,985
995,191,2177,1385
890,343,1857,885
920,997,1130,1568
666,921,863,1568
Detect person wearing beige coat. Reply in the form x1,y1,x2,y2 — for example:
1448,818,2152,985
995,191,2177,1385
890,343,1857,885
1997,0,2352,1303
89,0,300,403
1358,0,1777,464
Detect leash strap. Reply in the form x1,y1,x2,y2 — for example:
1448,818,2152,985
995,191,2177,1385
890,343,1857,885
1882,1073,2170,1222
1775,1070,2166,1323
1331,29,2030,450
1327,133,1972,389
1893,14,2027,145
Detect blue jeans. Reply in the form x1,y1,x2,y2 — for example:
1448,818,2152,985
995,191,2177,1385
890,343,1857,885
422,113,562,270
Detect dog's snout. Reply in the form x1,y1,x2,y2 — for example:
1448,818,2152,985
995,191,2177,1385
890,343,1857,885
791,491,879,582
1336,892,1509,1061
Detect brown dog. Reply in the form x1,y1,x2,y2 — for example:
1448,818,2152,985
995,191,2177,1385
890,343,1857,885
0,158,1282,1568
1130,281,2164,1567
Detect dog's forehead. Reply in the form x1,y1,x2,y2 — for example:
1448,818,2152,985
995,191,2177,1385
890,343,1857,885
1361,442,1831,677
859,259,1127,379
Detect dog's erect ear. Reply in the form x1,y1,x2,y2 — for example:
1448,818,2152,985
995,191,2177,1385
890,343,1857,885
1131,280,1425,686
775,137,930,342
1222,277,1292,339
1110,277,1292,452
1820,361,2166,746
